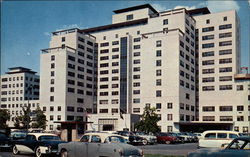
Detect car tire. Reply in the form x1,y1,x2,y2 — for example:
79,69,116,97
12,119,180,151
12,145,19,155
35,147,42,157
61,150,68,157
142,139,148,145
165,141,170,144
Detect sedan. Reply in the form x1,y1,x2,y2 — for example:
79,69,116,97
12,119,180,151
156,132,180,144
58,132,143,157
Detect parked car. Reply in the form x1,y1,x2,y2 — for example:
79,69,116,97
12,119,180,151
58,132,143,157
115,131,145,145
0,133,11,150
175,132,192,142
12,133,67,157
198,130,239,148
133,131,157,145
156,132,181,144
193,133,202,140
187,132,199,142
188,136,250,157
10,131,27,140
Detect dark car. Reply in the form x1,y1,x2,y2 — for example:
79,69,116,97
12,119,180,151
12,133,67,157
156,132,181,144
116,131,145,145
0,133,11,150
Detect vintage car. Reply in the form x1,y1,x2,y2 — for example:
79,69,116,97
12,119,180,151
12,133,67,157
156,132,183,144
133,131,157,145
198,130,239,148
0,133,11,150
188,136,250,157
115,131,145,145
58,132,143,157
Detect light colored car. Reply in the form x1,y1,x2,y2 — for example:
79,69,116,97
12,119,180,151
58,132,143,157
188,136,250,157
175,132,192,142
198,130,239,148
133,132,157,145
193,133,202,140
12,133,66,157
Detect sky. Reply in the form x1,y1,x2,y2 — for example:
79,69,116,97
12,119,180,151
1,0,250,74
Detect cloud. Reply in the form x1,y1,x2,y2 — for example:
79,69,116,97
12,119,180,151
44,32,50,36
56,24,80,31
206,0,240,12
174,5,196,10
248,0,250,6
152,3,168,12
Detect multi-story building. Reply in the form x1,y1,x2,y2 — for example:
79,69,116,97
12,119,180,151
194,10,250,133
40,28,97,131
0,67,40,127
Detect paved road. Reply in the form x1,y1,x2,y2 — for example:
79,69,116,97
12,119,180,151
138,143,198,156
0,143,198,157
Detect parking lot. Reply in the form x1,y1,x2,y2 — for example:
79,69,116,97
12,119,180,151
0,143,198,157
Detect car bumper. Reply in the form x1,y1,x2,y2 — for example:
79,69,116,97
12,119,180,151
40,146,58,154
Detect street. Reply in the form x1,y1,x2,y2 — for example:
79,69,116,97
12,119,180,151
0,143,198,157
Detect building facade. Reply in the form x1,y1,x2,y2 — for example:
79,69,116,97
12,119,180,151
40,28,97,131
0,67,40,127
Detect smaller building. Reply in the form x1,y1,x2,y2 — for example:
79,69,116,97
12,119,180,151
0,67,40,127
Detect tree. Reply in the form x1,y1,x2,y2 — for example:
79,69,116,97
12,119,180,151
135,106,160,134
0,109,10,129
31,107,47,129
14,116,21,128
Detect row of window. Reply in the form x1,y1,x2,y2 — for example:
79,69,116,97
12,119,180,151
202,41,232,49
202,58,232,65
1,76,39,83
202,116,250,122
202,32,232,41
202,67,233,74
202,105,250,112
202,24,232,32
202,49,232,57
49,95,84,103
1,103,39,109
202,84,244,91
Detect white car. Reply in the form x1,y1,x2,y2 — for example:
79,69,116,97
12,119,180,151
198,130,239,148
133,132,157,145
58,132,143,157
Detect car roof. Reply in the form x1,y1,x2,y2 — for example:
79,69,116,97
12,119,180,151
202,130,239,134
83,132,124,142
27,133,58,139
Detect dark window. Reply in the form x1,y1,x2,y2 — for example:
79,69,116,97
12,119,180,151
219,76,232,81
202,86,215,91
77,98,84,103
126,14,133,20
219,49,232,55
100,42,109,47
219,58,232,64
220,106,232,111
237,106,244,111
163,19,168,25
202,60,214,65
219,24,232,30
219,67,232,72
78,37,85,42
202,35,214,40
202,26,214,32
203,106,215,112
219,41,232,46
202,51,214,57
134,37,141,42
202,43,214,48
219,32,232,38
219,85,232,90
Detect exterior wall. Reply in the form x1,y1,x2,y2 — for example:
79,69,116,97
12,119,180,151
194,10,249,133
0,68,40,127
40,29,97,131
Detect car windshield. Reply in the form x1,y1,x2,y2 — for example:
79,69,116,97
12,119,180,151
136,132,145,135
104,136,126,143
38,135,60,141
228,139,250,149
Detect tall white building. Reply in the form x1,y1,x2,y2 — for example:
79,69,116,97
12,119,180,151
0,67,40,127
37,4,249,133
40,29,97,131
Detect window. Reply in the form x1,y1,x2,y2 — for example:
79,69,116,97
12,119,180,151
50,96,54,102
126,14,133,20
223,16,227,21
50,106,54,111
156,70,161,76
167,103,172,109
202,60,214,65
219,41,232,46
219,49,232,55
163,19,168,25
237,116,244,121
203,116,215,121
133,98,140,103
77,98,84,103
206,19,210,24
133,108,140,113
219,85,232,90
237,85,243,91
134,45,140,49
156,79,161,86
217,133,227,138
202,86,215,91
51,55,55,61
202,51,214,57
156,50,161,57
112,41,119,45
111,108,118,113
91,135,101,143
133,75,140,79
220,116,233,121
68,88,74,93
202,77,214,82
100,49,109,54
133,67,140,72
219,67,232,72
219,76,232,81
134,37,141,42
202,43,214,48
202,35,214,40
156,40,162,47
100,42,109,47
220,106,233,111
156,60,161,66
167,114,172,121
156,90,161,97
219,24,232,30
134,52,140,57
237,106,244,111
156,103,161,109
202,26,214,32
219,32,232,38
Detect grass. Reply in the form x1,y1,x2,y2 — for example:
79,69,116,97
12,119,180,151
145,154,185,157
